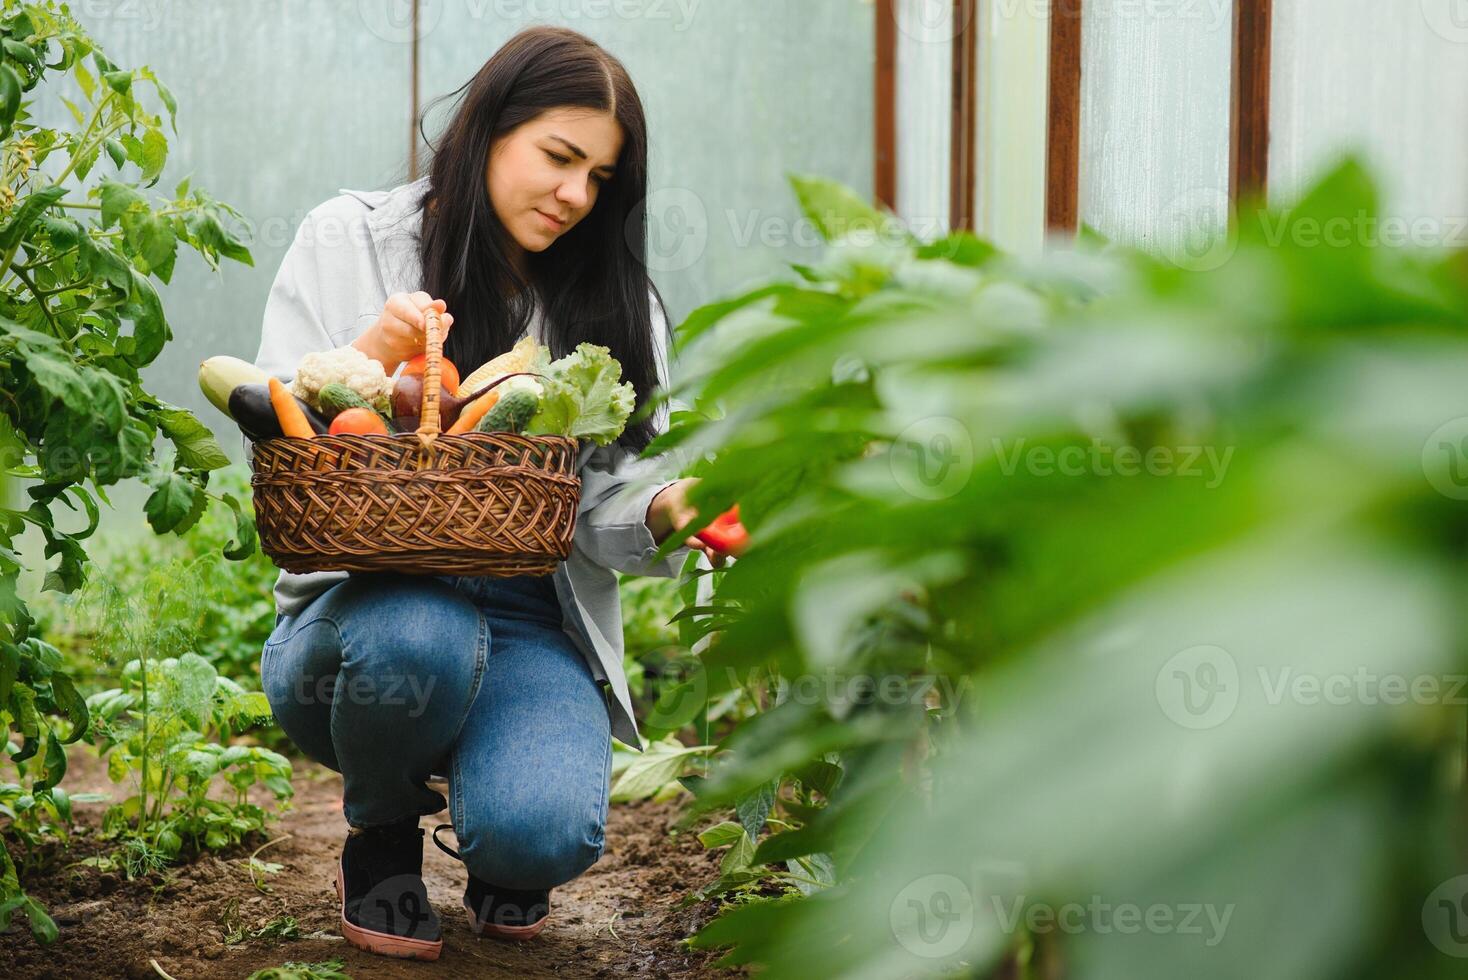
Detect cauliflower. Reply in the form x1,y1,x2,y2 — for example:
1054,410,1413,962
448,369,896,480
290,346,392,412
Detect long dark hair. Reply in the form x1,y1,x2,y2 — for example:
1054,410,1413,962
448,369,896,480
415,27,664,452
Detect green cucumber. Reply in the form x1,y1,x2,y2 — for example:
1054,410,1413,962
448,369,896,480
318,382,393,428
474,387,539,434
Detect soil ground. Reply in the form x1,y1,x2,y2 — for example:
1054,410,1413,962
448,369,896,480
0,753,741,979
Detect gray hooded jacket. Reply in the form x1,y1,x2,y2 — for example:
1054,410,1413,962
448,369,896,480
250,176,693,750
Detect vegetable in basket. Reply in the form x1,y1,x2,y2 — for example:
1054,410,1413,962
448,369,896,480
523,343,636,445
226,382,329,439
289,345,393,416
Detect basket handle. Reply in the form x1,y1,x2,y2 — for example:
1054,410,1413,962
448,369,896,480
415,307,445,452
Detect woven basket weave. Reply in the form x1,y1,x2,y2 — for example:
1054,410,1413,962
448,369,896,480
250,309,580,576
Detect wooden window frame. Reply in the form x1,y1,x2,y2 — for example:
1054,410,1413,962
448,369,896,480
1045,0,1083,234
1229,0,1273,205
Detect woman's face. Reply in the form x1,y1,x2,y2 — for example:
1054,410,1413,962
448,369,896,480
487,108,624,254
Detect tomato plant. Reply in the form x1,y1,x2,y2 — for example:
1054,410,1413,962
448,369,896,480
0,1,255,942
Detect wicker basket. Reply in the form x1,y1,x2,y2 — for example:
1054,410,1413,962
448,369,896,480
250,309,579,576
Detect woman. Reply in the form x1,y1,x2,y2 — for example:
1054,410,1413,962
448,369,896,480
253,27,717,962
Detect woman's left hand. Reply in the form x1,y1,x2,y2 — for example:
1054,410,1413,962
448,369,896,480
646,478,726,567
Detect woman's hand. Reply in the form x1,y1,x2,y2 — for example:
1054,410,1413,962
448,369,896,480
351,291,455,374
646,478,726,567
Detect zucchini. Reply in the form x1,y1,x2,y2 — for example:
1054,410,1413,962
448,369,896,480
474,387,539,434
229,383,329,440
199,356,270,419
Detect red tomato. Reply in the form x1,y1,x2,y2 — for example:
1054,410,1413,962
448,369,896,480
403,354,460,396
698,504,749,557
328,407,390,436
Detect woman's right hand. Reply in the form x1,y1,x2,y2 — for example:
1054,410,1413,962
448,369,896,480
351,291,455,374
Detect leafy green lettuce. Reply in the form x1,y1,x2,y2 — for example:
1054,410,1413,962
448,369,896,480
524,342,636,445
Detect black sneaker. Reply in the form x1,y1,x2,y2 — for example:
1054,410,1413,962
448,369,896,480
433,824,551,940
335,815,443,960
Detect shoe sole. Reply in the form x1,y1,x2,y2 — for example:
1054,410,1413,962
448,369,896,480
463,897,549,940
336,861,443,961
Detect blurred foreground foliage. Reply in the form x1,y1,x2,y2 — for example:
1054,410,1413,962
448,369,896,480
645,160,1468,978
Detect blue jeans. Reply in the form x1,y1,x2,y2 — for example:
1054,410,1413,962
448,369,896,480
261,571,612,890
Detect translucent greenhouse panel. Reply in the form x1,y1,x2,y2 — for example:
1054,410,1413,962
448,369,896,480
28,2,413,461
974,0,1050,258
1077,0,1233,258
895,0,953,239
1270,0,1468,246
415,1,875,324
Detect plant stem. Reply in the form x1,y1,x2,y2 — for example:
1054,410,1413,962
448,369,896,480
52,93,115,186
7,267,59,337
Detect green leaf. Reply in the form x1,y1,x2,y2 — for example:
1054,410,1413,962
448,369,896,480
124,209,177,281
698,820,747,849
98,179,145,230
101,69,132,97
49,672,89,743
120,129,168,184
87,372,127,435
35,731,66,792
788,173,907,246
172,652,217,728
221,492,258,561
124,270,168,366
156,408,229,470
142,469,196,534
23,897,57,945
0,63,20,137
3,39,39,70
103,137,125,169
720,828,756,875
0,642,18,705
610,738,710,802
0,183,66,250
24,350,92,413
11,681,39,744
183,207,253,267
735,777,778,840
59,96,85,126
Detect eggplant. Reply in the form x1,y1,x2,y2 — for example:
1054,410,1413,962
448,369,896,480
229,383,329,440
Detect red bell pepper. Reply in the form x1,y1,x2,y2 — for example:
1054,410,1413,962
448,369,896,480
697,504,749,557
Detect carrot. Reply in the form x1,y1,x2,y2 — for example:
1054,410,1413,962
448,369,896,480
268,376,315,439
446,388,501,434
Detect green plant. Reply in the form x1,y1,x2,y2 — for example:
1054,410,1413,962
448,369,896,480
30,466,278,689
86,650,290,872
0,0,257,940
78,553,289,871
219,900,301,946
245,959,351,980
644,162,1468,977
